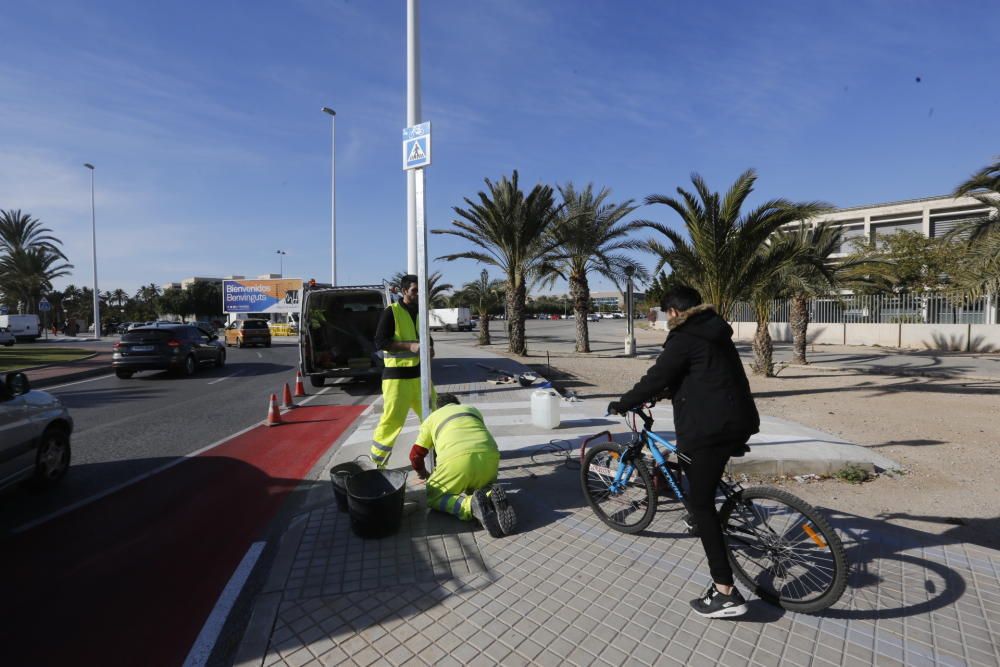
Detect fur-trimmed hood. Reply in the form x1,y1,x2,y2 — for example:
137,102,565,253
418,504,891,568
666,303,734,343
667,303,717,329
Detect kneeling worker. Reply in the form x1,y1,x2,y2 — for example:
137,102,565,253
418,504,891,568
409,394,516,538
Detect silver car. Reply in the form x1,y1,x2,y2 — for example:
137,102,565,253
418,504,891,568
0,372,73,490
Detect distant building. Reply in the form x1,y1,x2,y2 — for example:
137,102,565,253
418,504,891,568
793,193,995,256
590,290,646,312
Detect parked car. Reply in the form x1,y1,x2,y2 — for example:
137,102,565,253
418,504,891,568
112,324,225,378
0,371,73,490
0,327,15,346
587,313,600,322
225,319,272,348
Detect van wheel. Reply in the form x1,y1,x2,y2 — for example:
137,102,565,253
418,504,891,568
115,370,133,379
310,376,325,388
445,324,454,332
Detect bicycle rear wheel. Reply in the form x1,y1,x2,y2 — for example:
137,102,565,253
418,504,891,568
581,443,656,534
720,486,847,613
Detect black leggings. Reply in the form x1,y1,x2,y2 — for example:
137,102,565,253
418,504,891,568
682,445,734,586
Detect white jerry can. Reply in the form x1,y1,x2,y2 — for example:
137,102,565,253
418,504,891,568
531,389,561,429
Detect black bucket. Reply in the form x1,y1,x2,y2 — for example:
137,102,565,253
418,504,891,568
345,469,408,538
329,462,366,513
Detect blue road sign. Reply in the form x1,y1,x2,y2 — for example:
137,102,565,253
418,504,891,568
38,297,51,312
402,122,431,170
0,304,8,315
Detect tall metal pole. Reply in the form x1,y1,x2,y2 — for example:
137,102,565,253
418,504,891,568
624,267,635,356
84,163,100,340
406,0,420,274
321,107,337,285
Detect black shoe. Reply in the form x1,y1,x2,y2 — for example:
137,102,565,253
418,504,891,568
690,584,748,618
682,513,700,537
488,484,517,536
471,489,504,538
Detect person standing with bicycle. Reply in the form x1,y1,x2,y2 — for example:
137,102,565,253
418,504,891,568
607,285,759,618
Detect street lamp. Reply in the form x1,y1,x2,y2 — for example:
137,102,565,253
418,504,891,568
624,266,636,356
83,163,100,340
276,249,287,276
321,107,337,285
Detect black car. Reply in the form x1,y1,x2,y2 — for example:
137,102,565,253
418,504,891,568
112,324,225,378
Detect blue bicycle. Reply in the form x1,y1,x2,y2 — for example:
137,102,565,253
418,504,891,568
581,405,848,613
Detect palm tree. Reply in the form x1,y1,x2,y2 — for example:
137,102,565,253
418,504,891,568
948,158,1000,299
781,223,843,365
0,248,73,313
461,270,505,345
390,271,453,307
433,170,562,355
640,169,831,320
0,209,67,259
545,183,647,352
952,158,1000,242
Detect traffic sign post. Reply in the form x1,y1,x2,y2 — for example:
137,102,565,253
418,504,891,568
38,298,51,340
402,122,431,170
402,121,433,462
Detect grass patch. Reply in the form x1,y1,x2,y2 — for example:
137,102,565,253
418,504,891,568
0,347,95,372
834,464,871,484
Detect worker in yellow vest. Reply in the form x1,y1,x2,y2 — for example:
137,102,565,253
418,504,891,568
371,274,434,467
409,394,516,537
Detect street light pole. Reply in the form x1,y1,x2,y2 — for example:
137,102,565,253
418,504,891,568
406,0,421,274
83,163,100,340
276,250,286,276
321,107,337,285
624,267,636,356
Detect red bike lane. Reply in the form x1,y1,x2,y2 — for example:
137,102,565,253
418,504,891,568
0,403,366,667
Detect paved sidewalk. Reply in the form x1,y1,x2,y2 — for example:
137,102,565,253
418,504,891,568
230,344,1000,666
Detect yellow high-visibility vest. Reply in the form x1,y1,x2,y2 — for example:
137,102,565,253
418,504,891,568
383,302,420,368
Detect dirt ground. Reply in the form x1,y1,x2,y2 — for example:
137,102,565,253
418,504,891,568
489,345,1000,551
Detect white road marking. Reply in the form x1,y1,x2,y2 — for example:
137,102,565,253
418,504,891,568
182,541,265,667
207,370,243,385
256,352,262,359
46,374,115,391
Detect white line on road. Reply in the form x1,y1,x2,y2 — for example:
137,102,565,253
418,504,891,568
182,541,265,667
46,373,115,391
207,370,243,385
256,352,262,359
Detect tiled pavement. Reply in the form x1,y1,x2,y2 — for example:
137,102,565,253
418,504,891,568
239,346,1000,666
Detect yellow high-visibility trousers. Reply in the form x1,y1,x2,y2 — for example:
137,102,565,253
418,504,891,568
426,450,500,520
370,378,434,467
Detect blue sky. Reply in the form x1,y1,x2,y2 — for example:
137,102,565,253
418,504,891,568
1,1,997,296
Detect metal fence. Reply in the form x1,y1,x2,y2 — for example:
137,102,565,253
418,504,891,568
730,292,996,325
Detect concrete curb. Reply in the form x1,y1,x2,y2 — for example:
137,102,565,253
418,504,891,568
9,351,99,374
29,364,111,388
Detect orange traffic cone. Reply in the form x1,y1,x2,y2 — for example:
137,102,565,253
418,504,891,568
282,383,295,409
294,371,306,397
267,393,282,426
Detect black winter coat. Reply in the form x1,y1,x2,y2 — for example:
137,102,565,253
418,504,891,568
617,305,759,454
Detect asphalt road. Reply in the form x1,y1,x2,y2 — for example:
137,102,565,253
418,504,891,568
0,339,377,535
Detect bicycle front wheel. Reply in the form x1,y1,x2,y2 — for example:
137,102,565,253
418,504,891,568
720,486,848,613
581,443,656,534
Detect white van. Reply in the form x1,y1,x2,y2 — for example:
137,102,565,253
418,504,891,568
0,315,40,342
299,284,393,387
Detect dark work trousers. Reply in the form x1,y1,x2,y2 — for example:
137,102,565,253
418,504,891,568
682,444,735,586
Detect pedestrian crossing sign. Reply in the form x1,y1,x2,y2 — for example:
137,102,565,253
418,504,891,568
402,122,431,170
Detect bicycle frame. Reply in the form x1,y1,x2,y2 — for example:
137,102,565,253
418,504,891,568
600,406,742,507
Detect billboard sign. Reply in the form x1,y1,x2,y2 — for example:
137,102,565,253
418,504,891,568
223,279,302,314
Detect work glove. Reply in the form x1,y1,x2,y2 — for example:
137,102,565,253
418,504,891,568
606,401,624,416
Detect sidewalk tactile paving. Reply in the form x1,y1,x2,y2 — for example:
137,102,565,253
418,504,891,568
252,348,1000,667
